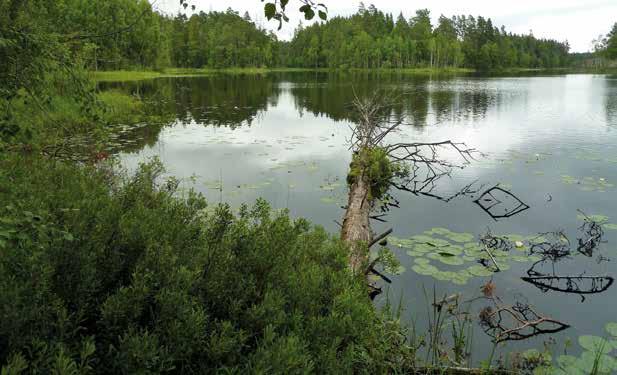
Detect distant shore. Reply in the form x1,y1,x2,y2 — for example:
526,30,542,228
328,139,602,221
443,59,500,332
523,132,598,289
90,66,616,82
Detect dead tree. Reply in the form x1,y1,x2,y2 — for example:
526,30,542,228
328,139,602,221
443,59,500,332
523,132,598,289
341,91,477,278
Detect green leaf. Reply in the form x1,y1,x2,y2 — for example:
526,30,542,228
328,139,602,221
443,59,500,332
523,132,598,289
280,0,289,9
606,322,617,337
578,335,612,354
264,3,276,20
300,5,315,20
318,10,327,21
305,9,315,20
466,265,494,277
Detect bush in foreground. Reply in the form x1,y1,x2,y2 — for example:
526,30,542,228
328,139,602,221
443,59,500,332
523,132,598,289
0,157,413,374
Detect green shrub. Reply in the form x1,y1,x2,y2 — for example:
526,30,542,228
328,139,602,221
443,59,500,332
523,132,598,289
0,156,415,374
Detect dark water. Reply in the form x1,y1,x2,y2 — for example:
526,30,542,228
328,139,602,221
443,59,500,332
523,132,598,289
106,72,617,365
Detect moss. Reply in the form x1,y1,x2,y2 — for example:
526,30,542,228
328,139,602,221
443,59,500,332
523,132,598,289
347,147,400,201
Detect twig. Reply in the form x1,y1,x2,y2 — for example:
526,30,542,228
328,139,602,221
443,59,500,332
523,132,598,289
369,228,393,248
483,244,501,272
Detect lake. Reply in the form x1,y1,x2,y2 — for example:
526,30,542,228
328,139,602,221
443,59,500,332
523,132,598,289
104,72,617,365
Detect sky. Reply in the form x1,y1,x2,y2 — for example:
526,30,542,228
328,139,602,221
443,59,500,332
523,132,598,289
152,0,617,53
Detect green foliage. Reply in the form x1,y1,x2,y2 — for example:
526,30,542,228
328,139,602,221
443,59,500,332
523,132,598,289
284,5,570,70
0,157,416,373
170,10,279,69
347,147,399,201
604,23,617,59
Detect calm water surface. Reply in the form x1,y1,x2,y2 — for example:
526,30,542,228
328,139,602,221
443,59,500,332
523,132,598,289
106,72,617,362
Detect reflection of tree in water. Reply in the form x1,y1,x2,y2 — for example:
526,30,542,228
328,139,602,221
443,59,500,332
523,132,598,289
100,73,503,154
476,213,614,304
100,74,281,130
521,215,614,301
605,75,617,125
288,72,497,126
98,75,282,153
171,75,281,127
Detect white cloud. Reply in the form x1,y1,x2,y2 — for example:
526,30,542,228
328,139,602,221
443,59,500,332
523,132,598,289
152,0,616,52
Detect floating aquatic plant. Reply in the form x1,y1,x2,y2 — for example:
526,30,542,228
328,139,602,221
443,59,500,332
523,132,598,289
562,175,614,192
396,228,541,285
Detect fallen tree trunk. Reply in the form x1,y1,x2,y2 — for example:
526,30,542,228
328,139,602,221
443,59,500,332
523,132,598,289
341,169,373,274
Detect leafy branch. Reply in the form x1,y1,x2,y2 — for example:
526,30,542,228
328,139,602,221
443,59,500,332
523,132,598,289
262,0,328,30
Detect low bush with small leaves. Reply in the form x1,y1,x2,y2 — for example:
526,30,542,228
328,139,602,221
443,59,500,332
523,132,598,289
0,156,415,374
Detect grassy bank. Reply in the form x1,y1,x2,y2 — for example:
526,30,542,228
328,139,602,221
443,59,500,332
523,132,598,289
91,67,476,81
90,68,320,81
92,66,615,83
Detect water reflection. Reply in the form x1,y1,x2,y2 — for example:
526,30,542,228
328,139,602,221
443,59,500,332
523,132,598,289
522,215,615,302
605,75,617,124
102,72,504,142
109,73,617,360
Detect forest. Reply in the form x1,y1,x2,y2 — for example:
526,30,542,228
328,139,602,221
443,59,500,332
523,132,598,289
11,0,576,72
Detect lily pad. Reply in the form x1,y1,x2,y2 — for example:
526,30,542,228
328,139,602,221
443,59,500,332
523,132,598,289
410,235,450,247
390,237,415,249
575,351,617,373
466,265,495,277
606,322,617,337
427,227,454,236
578,335,612,354
414,258,431,265
577,214,610,223
557,354,579,368
407,250,428,257
445,232,475,243
411,263,439,276
427,252,465,266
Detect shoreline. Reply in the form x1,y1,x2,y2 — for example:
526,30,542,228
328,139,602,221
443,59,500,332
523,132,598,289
90,66,616,82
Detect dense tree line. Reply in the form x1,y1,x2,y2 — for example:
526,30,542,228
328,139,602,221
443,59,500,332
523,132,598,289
284,4,571,71
168,11,279,69
1,0,573,73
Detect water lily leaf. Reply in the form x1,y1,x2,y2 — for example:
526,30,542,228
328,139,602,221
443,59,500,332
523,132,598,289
577,214,609,223
504,234,526,242
557,355,579,369
414,258,430,265
411,263,439,276
451,272,471,285
412,243,436,253
428,227,454,236
445,232,475,243
606,322,617,337
576,351,616,373
428,253,465,266
407,250,427,257
466,265,495,277
390,237,415,249
410,235,449,247
433,271,455,281
578,335,612,354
